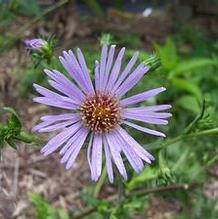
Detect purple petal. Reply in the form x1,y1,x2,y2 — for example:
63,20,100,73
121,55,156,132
41,122,83,156
122,109,172,119
62,128,89,170
120,87,166,107
113,130,144,173
123,121,165,137
60,127,88,162
122,111,169,125
59,126,84,155
99,45,108,91
44,69,85,102
38,120,78,133
77,48,95,94
123,104,172,112
33,120,54,132
33,97,77,110
91,133,103,181
106,47,125,91
102,45,116,90
33,113,80,132
116,126,154,162
59,51,90,94
40,113,80,122
87,133,94,176
103,137,114,183
94,61,100,91
34,84,75,102
105,132,128,180
115,63,149,97
112,51,139,92
48,80,82,105
33,83,78,108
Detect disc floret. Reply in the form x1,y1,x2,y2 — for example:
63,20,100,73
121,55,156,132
81,92,120,132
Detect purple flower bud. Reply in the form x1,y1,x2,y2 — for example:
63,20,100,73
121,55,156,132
24,38,48,51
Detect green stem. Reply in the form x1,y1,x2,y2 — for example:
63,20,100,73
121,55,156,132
93,165,107,198
115,168,125,203
206,154,218,167
148,128,218,150
15,131,39,144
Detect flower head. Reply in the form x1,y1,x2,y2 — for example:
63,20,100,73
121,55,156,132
33,45,172,182
24,38,48,51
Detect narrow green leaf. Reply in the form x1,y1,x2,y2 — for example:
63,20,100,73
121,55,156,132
171,78,202,101
154,38,179,71
176,95,201,114
6,139,18,150
168,58,216,79
2,107,22,130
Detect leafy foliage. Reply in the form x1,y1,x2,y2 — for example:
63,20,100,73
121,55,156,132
0,107,38,151
29,193,69,219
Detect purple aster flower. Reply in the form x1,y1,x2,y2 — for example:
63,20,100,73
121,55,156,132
33,45,172,183
24,38,48,51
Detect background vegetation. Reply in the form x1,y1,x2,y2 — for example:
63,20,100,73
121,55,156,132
0,0,218,218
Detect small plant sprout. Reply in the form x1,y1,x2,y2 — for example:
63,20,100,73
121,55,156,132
32,45,172,182
0,107,38,153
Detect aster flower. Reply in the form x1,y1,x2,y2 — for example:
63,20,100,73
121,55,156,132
24,38,48,51
33,45,172,183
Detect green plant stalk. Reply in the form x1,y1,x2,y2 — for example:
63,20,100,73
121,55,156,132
115,168,125,203
184,99,206,134
15,131,39,144
206,154,218,167
93,165,107,198
148,128,218,150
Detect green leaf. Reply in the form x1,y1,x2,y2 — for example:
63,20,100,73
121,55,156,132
176,95,201,114
57,209,69,219
171,78,202,101
109,214,119,219
168,58,216,79
29,192,56,219
2,107,22,131
0,138,4,150
6,139,18,150
154,38,179,71
126,167,159,191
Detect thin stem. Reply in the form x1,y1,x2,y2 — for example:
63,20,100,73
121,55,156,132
148,128,218,150
115,168,125,203
15,131,39,144
206,154,218,168
93,165,107,198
